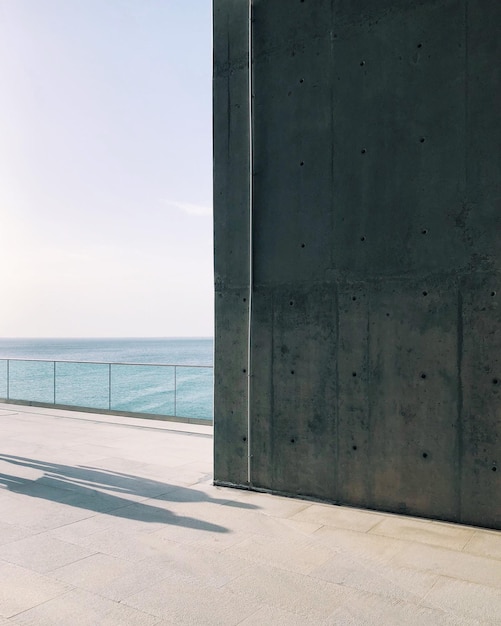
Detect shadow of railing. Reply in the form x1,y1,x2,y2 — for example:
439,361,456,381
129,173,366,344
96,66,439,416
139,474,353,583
0,454,257,532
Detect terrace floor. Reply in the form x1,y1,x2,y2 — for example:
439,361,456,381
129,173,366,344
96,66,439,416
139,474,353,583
0,403,500,625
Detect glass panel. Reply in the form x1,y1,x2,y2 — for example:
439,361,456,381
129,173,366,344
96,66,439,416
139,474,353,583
1,358,213,420
0,360,8,399
55,362,109,409
8,360,54,403
176,367,213,420
110,364,175,416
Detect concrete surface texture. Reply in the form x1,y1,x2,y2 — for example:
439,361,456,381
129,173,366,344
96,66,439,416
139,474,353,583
213,0,501,528
1,404,501,625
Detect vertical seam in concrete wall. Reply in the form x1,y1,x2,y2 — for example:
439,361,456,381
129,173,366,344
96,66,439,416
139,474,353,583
334,281,340,498
271,288,275,485
247,0,253,485
464,0,469,191
330,0,337,500
457,287,464,520
367,284,373,503
458,0,467,522
329,0,335,272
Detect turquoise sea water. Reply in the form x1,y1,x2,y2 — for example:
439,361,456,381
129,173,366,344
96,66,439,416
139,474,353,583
0,338,213,420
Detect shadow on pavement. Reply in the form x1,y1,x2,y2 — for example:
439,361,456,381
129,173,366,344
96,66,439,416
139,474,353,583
0,453,258,532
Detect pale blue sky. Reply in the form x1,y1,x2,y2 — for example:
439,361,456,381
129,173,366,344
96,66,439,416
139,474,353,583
0,0,213,337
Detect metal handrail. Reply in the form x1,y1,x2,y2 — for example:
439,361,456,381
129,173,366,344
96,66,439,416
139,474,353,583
0,358,213,419
0,357,211,368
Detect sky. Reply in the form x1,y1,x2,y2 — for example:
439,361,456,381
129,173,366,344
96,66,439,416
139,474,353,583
0,0,213,338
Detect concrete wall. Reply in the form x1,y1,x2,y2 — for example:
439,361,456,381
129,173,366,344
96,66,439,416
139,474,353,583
213,0,501,529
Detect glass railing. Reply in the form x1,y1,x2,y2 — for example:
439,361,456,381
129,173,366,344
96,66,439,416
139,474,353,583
0,358,213,421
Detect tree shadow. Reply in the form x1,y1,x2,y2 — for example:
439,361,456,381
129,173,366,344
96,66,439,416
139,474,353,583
0,453,257,532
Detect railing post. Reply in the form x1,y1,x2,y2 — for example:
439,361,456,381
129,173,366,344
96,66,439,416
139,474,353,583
109,363,112,410
6,359,9,401
174,365,177,417
53,361,56,404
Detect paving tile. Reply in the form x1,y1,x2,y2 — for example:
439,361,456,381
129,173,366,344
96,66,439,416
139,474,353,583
326,591,472,626
147,498,321,546
225,533,334,574
218,489,312,519
0,457,45,482
225,565,352,620
151,481,240,506
55,527,164,562
120,463,210,488
238,605,322,625
462,529,501,561
144,515,251,551
226,509,322,537
422,576,501,623
112,500,232,536
123,578,260,625
142,540,253,589
86,559,175,603
290,503,383,532
310,554,438,605
313,525,406,565
87,456,151,475
10,589,160,626
0,521,35,546
391,541,501,589
47,512,136,542
0,535,96,574
0,489,97,531
49,553,135,590
0,561,71,618
369,516,475,551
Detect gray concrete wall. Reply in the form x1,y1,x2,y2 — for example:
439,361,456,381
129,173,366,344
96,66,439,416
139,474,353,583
213,0,501,529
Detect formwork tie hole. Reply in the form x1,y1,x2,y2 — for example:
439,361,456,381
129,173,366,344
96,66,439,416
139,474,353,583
421,373,427,379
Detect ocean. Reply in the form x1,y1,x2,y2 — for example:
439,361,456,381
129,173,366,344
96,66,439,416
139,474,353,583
0,338,214,421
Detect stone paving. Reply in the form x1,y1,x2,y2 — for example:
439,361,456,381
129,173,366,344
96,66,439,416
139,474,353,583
0,403,500,625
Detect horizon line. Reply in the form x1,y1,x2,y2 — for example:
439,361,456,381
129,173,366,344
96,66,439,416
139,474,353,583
0,336,214,340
